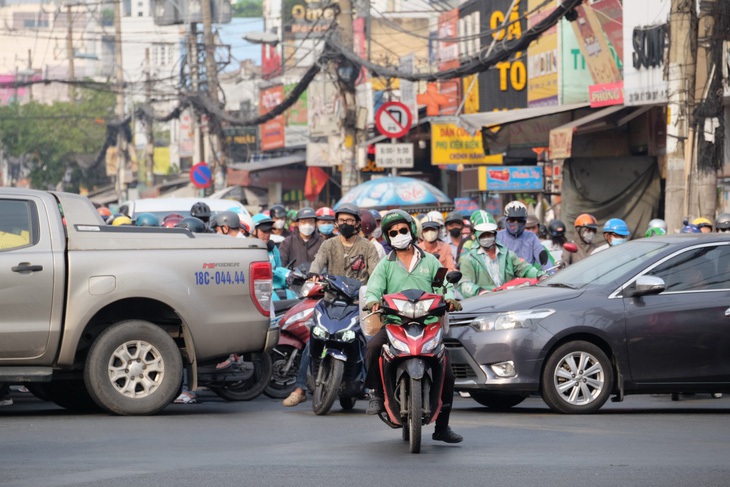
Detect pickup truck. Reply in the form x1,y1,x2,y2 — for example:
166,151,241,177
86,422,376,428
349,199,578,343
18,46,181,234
0,188,278,415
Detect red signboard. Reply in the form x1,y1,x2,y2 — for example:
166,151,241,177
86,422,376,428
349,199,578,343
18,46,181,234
589,81,625,107
259,85,285,151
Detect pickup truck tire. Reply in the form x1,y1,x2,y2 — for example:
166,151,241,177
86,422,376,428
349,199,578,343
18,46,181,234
210,352,272,401
84,320,183,415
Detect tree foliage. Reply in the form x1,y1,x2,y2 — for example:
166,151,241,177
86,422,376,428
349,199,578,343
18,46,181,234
232,0,262,17
0,88,115,192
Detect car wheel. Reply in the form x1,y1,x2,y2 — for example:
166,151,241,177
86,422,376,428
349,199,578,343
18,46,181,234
541,340,613,414
470,392,527,411
84,320,183,415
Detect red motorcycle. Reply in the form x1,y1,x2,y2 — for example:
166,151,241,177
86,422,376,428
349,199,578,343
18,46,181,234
263,280,324,399
373,269,460,453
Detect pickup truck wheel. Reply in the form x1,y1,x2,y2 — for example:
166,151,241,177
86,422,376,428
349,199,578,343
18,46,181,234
84,320,182,415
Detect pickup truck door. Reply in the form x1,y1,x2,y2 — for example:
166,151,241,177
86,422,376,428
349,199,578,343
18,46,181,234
0,196,56,359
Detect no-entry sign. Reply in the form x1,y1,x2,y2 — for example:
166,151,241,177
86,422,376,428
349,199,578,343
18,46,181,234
190,162,212,189
375,101,413,138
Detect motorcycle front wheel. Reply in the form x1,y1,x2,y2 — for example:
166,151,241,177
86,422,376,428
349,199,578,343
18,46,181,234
312,358,344,416
210,352,272,401
409,377,422,454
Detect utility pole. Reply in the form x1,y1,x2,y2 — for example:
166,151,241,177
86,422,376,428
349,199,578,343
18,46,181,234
200,0,223,191
337,0,359,194
144,47,154,186
665,0,697,233
189,24,203,168
114,0,126,204
66,4,75,101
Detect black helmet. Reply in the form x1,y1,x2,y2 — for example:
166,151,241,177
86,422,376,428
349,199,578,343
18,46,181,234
547,219,566,238
504,201,528,219
190,201,211,222
295,207,316,221
445,211,463,225
715,213,730,231
381,209,416,245
269,204,287,219
211,211,241,230
176,216,206,233
335,203,361,221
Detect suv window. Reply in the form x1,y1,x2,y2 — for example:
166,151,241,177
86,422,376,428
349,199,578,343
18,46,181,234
0,199,35,251
646,245,730,292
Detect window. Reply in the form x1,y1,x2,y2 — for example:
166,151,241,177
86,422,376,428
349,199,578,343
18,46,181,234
646,245,730,292
0,200,35,251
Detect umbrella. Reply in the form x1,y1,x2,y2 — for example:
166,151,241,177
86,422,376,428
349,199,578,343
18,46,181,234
335,176,451,210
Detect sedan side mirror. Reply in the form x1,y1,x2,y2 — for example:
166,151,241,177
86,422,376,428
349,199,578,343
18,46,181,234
624,275,666,297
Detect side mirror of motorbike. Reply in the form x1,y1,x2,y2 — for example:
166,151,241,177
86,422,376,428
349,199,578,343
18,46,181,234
563,242,578,253
445,271,462,284
539,249,549,266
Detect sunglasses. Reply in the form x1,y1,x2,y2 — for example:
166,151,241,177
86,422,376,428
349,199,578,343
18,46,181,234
506,217,525,223
388,227,410,238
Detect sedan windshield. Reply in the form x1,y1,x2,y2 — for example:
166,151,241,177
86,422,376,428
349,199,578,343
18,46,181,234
544,240,669,288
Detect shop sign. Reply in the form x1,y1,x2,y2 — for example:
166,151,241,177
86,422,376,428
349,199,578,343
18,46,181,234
478,166,543,192
431,122,503,165
527,0,558,107
284,83,308,147
549,126,575,159
283,0,335,40
375,143,414,168
589,81,624,107
570,3,622,87
308,78,341,137
454,197,480,216
437,9,459,71
259,85,285,151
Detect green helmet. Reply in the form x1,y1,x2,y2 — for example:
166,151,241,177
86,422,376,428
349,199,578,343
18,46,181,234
135,212,160,227
472,211,498,235
644,227,666,238
381,209,417,245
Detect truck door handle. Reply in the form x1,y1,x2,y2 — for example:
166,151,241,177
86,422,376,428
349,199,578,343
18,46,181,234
12,262,43,273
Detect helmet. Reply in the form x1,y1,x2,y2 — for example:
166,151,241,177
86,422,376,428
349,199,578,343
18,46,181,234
504,201,528,219
497,217,505,230
547,219,566,237
111,215,132,226
211,211,241,230
368,209,382,222
269,204,287,219
525,214,540,228
715,213,730,231
135,213,160,227
647,218,667,232
473,212,498,235
574,213,598,229
335,203,361,221
295,207,316,221
426,210,445,226
680,220,702,233
603,218,630,236
97,207,112,221
443,211,461,226
381,209,417,245
359,208,377,236
176,217,206,233
316,207,336,221
161,215,183,228
420,215,442,232
645,227,666,237
163,213,184,222
190,202,211,221
252,213,274,227
692,217,713,230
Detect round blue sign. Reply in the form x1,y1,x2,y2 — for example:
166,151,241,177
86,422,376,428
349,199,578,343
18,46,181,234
190,162,212,189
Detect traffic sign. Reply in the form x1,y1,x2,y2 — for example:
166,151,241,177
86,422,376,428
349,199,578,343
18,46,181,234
190,162,212,189
375,143,414,168
375,101,413,138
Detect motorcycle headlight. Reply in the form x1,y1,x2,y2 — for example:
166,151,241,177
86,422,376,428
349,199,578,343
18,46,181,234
335,329,356,342
386,328,410,353
471,309,555,332
312,324,329,339
389,298,435,319
421,328,442,354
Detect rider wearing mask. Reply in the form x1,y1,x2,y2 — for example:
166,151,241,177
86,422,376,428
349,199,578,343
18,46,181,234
497,201,545,269
316,207,336,239
592,218,631,254
269,204,290,243
278,207,324,269
369,209,391,254
252,213,295,300
363,210,463,444
419,215,456,271
360,209,386,260
443,211,465,261
562,213,599,266
458,213,544,298
541,219,567,265
210,211,246,238
715,214,730,233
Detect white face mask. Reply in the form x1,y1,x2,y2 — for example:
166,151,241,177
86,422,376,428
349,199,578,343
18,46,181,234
274,219,286,230
580,229,595,243
299,223,315,237
478,236,496,248
371,227,382,239
423,230,439,243
391,233,412,250
610,237,626,247
439,227,448,240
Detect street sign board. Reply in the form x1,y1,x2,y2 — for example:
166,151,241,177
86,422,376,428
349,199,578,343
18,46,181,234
375,101,412,138
375,143,414,168
190,162,212,189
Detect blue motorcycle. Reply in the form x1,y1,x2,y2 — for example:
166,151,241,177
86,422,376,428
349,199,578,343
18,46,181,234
307,274,367,415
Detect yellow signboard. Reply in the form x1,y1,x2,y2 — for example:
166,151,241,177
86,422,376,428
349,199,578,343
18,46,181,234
527,0,559,106
431,123,503,165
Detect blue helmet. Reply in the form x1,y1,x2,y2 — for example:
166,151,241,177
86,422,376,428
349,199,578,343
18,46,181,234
680,220,702,234
603,218,630,236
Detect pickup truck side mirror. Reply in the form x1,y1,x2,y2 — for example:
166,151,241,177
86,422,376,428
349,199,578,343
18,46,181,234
624,275,665,298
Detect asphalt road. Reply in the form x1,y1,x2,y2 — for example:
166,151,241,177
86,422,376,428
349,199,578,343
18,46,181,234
1,390,729,487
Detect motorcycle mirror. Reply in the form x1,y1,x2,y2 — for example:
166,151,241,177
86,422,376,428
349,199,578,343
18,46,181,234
563,242,578,253
445,271,462,284
539,249,549,266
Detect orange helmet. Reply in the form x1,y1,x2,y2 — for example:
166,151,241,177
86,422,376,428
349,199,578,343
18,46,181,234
574,213,598,229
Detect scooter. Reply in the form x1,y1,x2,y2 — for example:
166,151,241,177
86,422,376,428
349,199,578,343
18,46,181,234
369,269,461,454
263,280,323,399
492,245,575,292
307,274,366,415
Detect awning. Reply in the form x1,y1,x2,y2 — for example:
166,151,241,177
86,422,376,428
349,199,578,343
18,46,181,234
228,153,305,173
549,105,653,159
459,102,591,129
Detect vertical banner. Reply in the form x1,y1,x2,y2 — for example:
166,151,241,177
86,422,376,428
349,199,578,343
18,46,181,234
560,18,594,104
399,54,418,125
308,78,342,137
284,84,308,147
259,85,285,151
437,9,459,71
570,3,622,88
527,0,558,107
623,0,670,105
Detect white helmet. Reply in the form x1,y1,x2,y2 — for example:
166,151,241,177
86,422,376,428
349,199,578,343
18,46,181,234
426,210,444,226
647,218,667,233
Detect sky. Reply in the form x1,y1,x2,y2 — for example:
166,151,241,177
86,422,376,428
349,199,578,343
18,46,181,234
217,17,264,70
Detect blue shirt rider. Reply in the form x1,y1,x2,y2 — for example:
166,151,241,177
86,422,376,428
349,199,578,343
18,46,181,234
252,213,297,300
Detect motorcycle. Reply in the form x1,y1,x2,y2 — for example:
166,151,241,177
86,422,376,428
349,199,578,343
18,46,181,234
263,279,323,399
369,268,461,453
492,245,574,292
307,274,367,415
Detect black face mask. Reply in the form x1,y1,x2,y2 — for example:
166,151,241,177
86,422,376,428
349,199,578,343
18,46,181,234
339,223,358,239
449,227,463,238
266,240,276,252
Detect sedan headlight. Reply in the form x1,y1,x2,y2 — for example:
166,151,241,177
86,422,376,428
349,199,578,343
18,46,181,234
471,309,555,332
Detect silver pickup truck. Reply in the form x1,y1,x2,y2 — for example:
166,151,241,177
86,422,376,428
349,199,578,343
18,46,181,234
0,188,278,415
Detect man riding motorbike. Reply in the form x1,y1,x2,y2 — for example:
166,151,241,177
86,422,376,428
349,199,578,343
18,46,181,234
562,213,599,266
